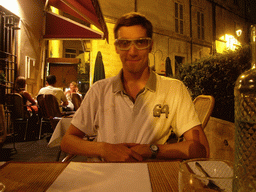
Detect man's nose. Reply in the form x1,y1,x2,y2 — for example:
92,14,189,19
128,43,138,55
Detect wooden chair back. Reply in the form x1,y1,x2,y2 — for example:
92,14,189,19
37,94,62,119
193,95,215,129
37,94,48,120
71,93,82,111
5,93,26,120
37,94,63,132
44,94,63,118
5,93,31,140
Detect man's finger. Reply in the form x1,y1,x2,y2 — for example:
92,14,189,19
124,143,139,148
130,150,143,161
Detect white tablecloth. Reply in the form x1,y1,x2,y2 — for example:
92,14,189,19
48,117,73,148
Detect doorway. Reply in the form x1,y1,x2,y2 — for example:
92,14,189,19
47,58,80,89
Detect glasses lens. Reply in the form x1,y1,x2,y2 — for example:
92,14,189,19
115,38,151,50
134,39,150,49
117,40,132,49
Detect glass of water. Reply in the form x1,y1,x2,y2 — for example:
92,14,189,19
179,158,234,192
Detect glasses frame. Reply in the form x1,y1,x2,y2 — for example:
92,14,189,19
115,37,152,51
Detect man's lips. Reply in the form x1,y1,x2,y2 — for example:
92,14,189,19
126,59,140,62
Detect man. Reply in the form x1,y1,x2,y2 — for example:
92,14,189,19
38,75,68,108
61,12,209,162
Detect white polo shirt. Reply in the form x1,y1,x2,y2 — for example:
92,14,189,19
71,70,201,144
38,85,68,106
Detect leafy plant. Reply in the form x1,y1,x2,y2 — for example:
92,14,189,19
176,45,251,122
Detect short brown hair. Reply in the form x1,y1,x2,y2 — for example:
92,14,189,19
46,75,56,85
114,12,153,39
15,76,26,91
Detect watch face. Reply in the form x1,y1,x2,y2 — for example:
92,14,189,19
151,145,158,151
152,145,157,151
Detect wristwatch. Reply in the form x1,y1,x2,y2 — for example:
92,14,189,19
150,144,159,159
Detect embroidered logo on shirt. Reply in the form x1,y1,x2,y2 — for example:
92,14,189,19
153,104,169,118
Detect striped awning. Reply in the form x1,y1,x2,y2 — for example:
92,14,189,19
43,0,108,41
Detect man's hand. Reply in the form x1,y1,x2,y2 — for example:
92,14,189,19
101,143,143,162
129,144,152,159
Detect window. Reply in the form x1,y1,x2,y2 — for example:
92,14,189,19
175,2,183,34
197,12,204,40
0,7,20,94
65,48,84,58
65,48,78,58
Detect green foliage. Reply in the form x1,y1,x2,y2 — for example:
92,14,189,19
176,45,251,122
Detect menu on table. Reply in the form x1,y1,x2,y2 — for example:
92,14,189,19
47,162,152,192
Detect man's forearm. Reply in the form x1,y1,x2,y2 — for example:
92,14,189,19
61,134,104,158
61,134,143,161
157,140,207,159
130,140,207,161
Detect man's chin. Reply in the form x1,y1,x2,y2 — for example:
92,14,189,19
125,67,149,75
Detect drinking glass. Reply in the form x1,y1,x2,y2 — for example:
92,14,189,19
179,158,234,192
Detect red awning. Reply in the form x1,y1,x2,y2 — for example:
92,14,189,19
43,0,108,41
44,11,103,40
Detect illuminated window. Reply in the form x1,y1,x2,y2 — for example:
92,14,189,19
197,12,204,40
175,2,183,34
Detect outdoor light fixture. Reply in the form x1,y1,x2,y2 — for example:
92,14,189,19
236,29,242,37
216,33,241,53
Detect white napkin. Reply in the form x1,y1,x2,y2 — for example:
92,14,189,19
47,162,152,192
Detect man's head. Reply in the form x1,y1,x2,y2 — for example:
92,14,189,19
114,12,153,39
114,12,153,74
46,75,56,86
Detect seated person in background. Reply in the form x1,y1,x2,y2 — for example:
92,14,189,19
64,81,82,111
61,12,209,162
38,75,68,111
15,76,38,114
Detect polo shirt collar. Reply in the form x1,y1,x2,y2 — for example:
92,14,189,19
112,68,157,94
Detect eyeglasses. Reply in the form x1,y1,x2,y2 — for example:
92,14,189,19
115,38,152,50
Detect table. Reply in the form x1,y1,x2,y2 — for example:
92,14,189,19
48,117,96,149
0,161,180,192
48,117,73,148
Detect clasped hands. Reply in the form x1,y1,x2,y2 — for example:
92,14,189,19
101,143,152,162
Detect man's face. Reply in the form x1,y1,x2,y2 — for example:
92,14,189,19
115,25,153,74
